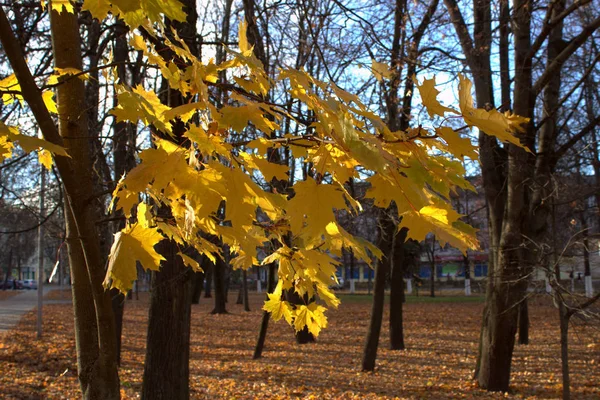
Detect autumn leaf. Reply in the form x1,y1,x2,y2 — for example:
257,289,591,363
293,303,328,337
82,0,111,20
38,149,53,170
104,224,166,293
414,75,457,118
458,74,530,150
436,127,478,160
263,294,293,324
371,59,393,82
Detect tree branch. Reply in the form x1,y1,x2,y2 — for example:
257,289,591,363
533,15,600,95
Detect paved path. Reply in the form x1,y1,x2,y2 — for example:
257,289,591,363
0,286,71,334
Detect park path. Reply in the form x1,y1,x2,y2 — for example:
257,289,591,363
0,286,70,334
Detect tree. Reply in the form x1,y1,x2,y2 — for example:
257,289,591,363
444,0,600,391
141,1,199,398
0,3,121,398
2,3,531,398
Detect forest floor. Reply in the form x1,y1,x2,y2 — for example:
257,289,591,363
0,290,598,399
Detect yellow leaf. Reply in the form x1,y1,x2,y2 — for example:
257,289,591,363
38,149,53,170
436,127,478,160
0,74,22,104
104,224,166,293
0,121,68,157
47,67,90,85
316,283,341,309
414,75,457,118
178,252,203,272
371,59,392,82
287,178,350,240
137,203,153,228
263,293,293,324
82,0,111,20
42,90,57,114
111,85,173,135
458,74,530,150
0,135,14,163
46,0,75,13
293,303,328,337
238,19,251,54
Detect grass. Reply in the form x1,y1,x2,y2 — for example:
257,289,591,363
338,292,486,304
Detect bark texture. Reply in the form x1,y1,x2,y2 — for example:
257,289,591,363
141,1,198,398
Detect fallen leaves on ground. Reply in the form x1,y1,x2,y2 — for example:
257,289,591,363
0,290,20,301
0,292,598,399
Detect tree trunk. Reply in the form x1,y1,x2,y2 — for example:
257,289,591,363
558,301,571,400
253,262,276,359
191,271,204,305
110,289,124,365
517,299,529,345
211,257,228,314
362,212,394,371
110,18,136,364
390,227,408,350
48,8,120,399
204,262,213,298
242,269,250,312
141,2,198,398
142,236,193,400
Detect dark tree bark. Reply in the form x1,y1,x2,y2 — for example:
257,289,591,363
285,290,316,344
48,8,120,399
389,227,408,350
517,300,529,345
242,269,250,312
141,1,198,399
211,256,228,314
253,262,276,359
110,17,137,367
203,262,213,298
362,212,395,371
191,271,205,305
142,236,193,400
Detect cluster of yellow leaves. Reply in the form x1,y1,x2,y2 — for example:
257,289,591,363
42,0,186,28
0,67,83,167
16,2,528,335
99,17,530,335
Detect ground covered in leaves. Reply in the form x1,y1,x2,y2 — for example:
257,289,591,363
0,290,20,301
0,291,598,399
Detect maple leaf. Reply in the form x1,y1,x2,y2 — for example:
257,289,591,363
293,303,328,337
42,91,57,114
42,0,74,13
0,121,68,158
38,150,53,170
104,224,166,293
414,76,457,118
82,0,111,20
436,126,478,160
287,178,350,240
458,74,530,150
111,85,173,135
177,252,202,272
263,294,293,324
238,20,252,55
0,135,14,163
371,59,393,82
0,73,22,104
47,67,90,86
